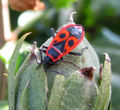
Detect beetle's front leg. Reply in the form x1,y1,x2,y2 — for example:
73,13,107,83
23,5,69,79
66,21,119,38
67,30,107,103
42,45,48,49
60,57,80,69
36,45,49,69
36,49,43,69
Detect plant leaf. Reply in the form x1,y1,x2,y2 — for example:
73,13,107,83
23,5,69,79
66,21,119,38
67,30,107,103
17,81,30,110
48,73,98,110
48,75,65,110
8,32,31,110
93,53,111,110
16,60,47,110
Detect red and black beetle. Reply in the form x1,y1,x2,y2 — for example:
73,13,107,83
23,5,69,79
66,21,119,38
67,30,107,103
37,12,87,68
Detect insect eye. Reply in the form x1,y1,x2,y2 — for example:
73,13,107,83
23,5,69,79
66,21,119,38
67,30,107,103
59,33,66,38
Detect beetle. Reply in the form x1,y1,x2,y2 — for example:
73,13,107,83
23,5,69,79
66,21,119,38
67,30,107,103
36,12,87,68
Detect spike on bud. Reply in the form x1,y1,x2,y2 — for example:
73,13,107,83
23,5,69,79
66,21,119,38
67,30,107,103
69,12,77,23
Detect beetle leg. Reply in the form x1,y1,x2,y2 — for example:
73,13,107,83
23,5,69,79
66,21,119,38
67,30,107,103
68,47,88,56
42,45,48,49
50,27,56,38
39,45,48,55
39,49,44,62
60,58,80,69
36,45,48,69
36,48,44,69
39,49,46,53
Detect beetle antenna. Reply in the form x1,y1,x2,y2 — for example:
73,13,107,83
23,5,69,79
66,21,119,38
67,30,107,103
69,12,76,23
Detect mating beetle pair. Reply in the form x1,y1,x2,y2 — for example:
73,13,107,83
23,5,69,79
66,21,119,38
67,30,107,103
34,12,87,69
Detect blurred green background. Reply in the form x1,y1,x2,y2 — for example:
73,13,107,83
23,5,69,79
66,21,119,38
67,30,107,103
0,0,120,110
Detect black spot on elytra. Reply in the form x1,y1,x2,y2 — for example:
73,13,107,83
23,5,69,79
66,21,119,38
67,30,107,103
59,33,66,38
68,40,74,47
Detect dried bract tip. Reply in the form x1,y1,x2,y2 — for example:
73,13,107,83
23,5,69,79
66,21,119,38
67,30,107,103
69,12,77,23
79,66,95,80
103,53,111,62
99,64,103,80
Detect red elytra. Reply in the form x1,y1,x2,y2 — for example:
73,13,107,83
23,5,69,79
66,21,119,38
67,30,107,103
45,23,85,62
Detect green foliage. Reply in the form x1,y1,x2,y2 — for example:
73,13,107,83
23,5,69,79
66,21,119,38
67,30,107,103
15,51,29,74
92,28,120,74
50,0,77,9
